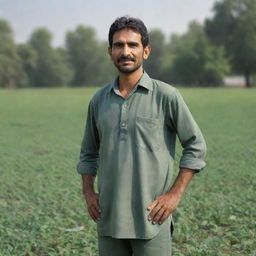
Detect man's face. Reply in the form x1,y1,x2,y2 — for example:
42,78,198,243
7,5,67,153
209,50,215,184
108,28,150,74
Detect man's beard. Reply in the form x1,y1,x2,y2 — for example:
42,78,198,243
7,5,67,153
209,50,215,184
115,56,142,74
117,63,142,73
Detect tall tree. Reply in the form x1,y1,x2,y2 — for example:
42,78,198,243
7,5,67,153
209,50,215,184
17,44,38,86
164,21,230,86
144,29,166,79
96,41,117,85
28,28,72,87
66,25,100,86
205,0,256,87
0,19,26,88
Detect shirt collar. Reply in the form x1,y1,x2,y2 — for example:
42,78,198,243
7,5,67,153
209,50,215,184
108,70,153,93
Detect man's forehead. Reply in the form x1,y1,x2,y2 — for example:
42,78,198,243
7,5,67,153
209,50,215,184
112,28,142,42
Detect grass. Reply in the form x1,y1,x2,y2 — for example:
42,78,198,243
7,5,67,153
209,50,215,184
0,87,255,255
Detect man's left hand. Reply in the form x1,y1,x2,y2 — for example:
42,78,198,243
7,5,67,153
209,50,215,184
147,191,181,225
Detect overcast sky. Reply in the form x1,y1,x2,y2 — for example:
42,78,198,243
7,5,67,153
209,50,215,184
0,0,217,46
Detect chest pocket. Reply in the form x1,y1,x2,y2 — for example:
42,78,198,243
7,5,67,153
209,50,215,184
135,116,162,152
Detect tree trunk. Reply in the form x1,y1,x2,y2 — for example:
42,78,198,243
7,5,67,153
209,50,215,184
245,73,251,88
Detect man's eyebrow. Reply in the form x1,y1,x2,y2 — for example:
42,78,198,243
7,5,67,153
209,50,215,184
113,41,124,45
113,41,139,45
128,41,139,45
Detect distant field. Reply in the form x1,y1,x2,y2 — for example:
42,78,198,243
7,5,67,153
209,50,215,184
0,87,255,256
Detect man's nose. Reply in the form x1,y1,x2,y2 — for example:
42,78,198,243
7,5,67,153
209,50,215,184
122,44,131,56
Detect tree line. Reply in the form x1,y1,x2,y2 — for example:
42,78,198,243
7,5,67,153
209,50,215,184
0,0,255,88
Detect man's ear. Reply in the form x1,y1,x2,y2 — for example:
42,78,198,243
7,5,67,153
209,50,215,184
143,45,151,60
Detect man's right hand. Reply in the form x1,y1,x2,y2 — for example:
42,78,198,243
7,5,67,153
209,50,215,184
84,191,102,222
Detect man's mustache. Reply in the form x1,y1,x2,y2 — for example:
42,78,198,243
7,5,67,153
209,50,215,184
118,56,135,62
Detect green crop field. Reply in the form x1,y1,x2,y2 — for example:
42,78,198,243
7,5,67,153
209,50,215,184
0,87,255,256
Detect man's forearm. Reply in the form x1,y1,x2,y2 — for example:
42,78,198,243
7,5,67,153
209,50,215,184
167,168,196,196
82,174,96,196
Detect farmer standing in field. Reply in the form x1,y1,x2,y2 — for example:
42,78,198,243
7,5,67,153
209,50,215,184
77,16,207,256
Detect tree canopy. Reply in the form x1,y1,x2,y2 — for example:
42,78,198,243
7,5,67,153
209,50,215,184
65,25,116,86
205,0,256,87
0,19,26,88
1,0,256,88
163,22,230,86
144,29,166,80
28,28,72,87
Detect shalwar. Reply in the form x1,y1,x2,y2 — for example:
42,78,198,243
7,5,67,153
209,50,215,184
98,219,172,256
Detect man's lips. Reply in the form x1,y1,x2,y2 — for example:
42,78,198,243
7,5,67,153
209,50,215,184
119,60,133,63
118,60,134,66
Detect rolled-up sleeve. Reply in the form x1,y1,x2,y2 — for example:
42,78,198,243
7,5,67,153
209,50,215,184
77,100,100,176
167,89,207,171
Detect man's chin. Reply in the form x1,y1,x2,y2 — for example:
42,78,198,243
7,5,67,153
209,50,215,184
117,65,141,74
118,68,136,74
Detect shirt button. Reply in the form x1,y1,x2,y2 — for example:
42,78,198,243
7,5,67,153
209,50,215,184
121,122,126,127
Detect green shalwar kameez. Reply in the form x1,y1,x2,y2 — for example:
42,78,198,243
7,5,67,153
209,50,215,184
77,71,206,247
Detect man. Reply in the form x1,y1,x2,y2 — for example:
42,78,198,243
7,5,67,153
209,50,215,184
77,16,206,256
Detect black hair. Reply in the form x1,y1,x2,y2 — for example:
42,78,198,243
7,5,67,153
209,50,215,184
108,16,149,48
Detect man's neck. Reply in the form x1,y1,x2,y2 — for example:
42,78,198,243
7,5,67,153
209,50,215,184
118,67,143,95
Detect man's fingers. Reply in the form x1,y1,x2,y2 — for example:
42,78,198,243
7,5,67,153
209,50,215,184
148,204,162,221
88,207,97,221
89,205,101,221
94,200,102,214
158,210,170,224
147,200,158,211
152,207,166,224
84,192,102,221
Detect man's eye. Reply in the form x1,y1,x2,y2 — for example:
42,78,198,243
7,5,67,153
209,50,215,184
114,43,123,47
